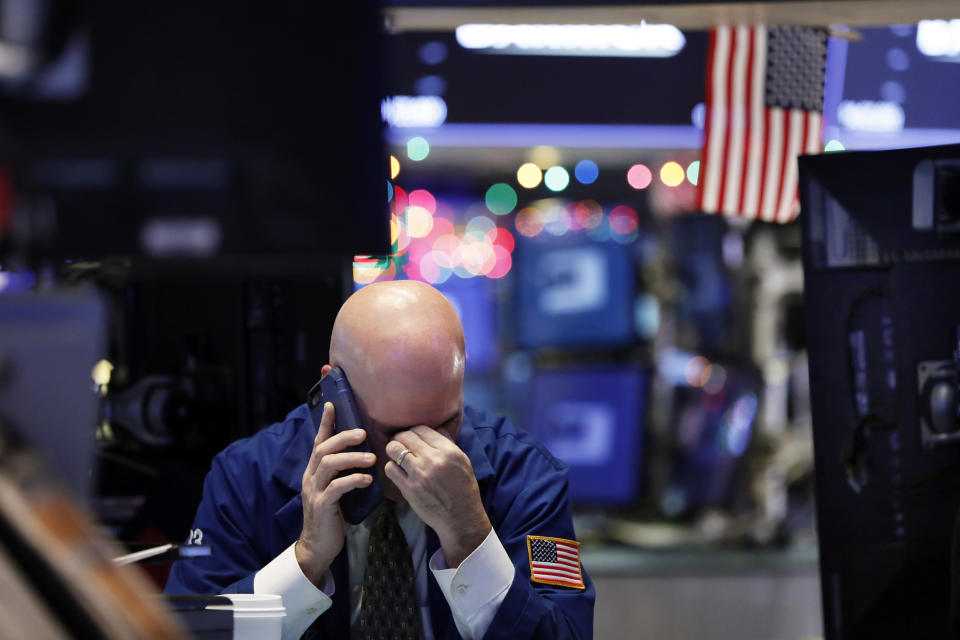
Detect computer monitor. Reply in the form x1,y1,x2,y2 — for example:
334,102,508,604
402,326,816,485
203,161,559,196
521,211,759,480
799,143,960,639
0,286,105,502
512,234,635,350
524,365,647,507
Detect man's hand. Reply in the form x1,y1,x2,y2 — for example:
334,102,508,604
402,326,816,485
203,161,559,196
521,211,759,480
384,426,491,568
296,402,376,585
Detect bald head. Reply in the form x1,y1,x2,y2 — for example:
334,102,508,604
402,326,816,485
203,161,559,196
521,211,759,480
329,281,465,420
324,280,467,501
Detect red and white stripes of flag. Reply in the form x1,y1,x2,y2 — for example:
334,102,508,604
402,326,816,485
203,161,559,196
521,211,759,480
698,25,828,223
527,535,586,589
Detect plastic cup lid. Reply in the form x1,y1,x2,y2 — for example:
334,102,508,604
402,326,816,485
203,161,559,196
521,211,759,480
207,594,284,611
232,610,287,618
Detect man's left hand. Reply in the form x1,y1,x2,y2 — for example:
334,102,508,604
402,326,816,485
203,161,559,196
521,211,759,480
384,426,492,567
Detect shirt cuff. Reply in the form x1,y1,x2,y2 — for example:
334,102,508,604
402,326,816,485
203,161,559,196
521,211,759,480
253,542,334,640
429,528,514,640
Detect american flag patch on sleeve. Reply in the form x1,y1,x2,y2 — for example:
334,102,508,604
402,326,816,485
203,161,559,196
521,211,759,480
526,535,585,589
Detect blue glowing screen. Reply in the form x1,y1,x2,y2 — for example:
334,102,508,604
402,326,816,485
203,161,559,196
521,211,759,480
526,366,647,506
513,236,635,349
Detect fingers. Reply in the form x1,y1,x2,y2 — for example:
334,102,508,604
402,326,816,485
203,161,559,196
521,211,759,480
411,425,454,447
323,472,374,502
392,429,429,454
315,450,376,487
384,440,411,468
383,460,408,487
315,402,335,443
307,427,367,476
387,427,452,474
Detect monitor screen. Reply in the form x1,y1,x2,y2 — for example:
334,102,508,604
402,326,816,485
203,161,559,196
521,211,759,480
0,287,105,502
525,365,647,506
512,234,635,349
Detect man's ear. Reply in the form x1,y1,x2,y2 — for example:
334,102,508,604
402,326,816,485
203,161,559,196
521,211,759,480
321,364,333,377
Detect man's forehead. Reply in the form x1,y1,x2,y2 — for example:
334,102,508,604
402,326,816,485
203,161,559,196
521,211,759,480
365,407,462,431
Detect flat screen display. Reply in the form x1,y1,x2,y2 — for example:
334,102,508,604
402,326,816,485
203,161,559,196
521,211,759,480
526,365,647,506
513,235,635,349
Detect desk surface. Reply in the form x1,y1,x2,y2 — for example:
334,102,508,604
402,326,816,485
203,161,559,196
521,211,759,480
582,543,820,577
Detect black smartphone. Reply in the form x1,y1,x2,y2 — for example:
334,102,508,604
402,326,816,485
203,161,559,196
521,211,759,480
306,366,383,524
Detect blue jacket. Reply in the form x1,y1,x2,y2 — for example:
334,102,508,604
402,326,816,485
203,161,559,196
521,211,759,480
165,404,595,639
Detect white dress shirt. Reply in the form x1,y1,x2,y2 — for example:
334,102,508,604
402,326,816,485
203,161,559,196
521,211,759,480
253,502,514,640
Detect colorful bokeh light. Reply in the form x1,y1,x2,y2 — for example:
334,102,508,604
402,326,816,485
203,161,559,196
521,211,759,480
419,250,454,285
487,246,513,279
686,160,701,186
408,189,437,213
543,204,569,236
357,188,520,287
455,241,486,277
544,166,570,192
660,161,685,187
609,205,639,235
574,160,599,185
429,216,455,239
394,219,411,253
572,200,604,229
530,145,561,169
466,215,497,240
390,155,401,179
627,164,653,190
487,227,515,253
407,136,430,161
515,207,545,237
390,215,400,244
485,183,518,215
685,355,713,387
406,206,434,238
391,186,409,215
353,256,395,284
517,162,543,189
432,234,460,256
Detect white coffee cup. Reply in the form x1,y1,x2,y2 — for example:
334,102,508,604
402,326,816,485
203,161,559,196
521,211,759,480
207,593,286,640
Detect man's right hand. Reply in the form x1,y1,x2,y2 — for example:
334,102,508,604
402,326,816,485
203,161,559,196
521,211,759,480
295,401,376,586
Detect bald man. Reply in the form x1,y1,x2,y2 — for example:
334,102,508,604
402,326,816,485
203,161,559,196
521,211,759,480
165,281,595,639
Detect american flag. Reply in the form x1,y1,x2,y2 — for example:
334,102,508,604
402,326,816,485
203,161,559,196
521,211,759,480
527,536,585,589
698,25,828,223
